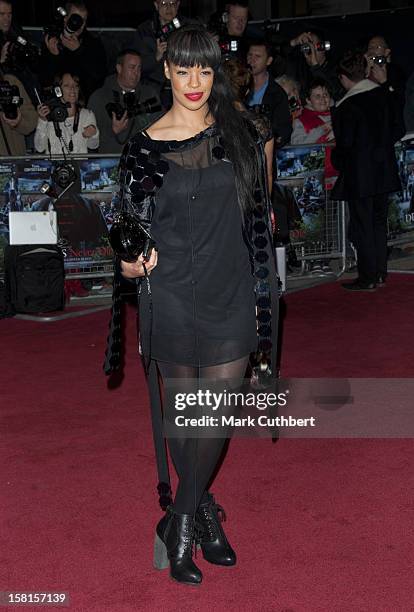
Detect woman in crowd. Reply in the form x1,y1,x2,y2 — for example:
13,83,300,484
107,25,278,586
35,72,99,155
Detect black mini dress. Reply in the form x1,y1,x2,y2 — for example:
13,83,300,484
137,127,257,367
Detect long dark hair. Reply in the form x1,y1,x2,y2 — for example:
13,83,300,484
166,25,258,214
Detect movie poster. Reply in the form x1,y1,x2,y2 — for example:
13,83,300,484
385,144,414,269
276,145,325,180
276,146,328,249
0,157,122,274
14,160,52,193
61,193,118,270
79,158,119,192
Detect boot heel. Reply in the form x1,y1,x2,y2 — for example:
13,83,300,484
153,533,169,570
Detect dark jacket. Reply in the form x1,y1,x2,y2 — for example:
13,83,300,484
331,81,404,200
88,74,160,154
38,29,107,101
275,43,345,102
253,77,292,147
131,16,191,92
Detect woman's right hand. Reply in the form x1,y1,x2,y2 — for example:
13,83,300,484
120,249,158,279
37,103,50,120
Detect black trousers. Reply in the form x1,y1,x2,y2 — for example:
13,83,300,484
347,194,389,284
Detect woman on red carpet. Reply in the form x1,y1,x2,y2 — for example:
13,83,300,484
107,25,279,586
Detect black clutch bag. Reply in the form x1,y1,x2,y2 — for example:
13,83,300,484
109,211,154,262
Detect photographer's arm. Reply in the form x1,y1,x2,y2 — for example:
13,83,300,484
82,109,99,150
34,115,49,153
3,74,37,135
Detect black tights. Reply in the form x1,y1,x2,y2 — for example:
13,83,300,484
157,356,249,515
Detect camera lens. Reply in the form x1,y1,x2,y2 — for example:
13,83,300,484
65,13,83,34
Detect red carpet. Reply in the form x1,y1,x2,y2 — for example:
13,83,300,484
2,274,414,611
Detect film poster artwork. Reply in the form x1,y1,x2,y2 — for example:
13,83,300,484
34,191,118,270
79,158,119,192
385,144,414,268
0,157,122,272
0,161,17,273
276,145,327,246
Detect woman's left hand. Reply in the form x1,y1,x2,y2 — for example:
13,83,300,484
82,124,97,138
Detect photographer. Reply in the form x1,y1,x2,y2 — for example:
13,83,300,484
39,1,107,102
132,0,187,93
246,41,292,147
0,72,37,156
0,0,41,105
34,72,98,155
364,35,405,100
281,29,344,102
88,49,160,154
210,1,250,60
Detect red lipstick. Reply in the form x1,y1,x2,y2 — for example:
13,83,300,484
184,92,203,101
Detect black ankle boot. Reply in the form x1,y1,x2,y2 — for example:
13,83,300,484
153,507,202,585
196,493,236,566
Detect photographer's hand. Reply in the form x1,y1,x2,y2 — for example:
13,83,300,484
0,41,10,64
37,103,51,120
121,250,158,279
2,109,22,128
307,41,319,66
155,39,167,62
60,32,81,51
290,31,312,47
82,124,97,138
112,110,129,135
370,62,387,85
45,34,60,55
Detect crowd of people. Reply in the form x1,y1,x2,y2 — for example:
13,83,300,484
0,0,413,291
0,0,412,158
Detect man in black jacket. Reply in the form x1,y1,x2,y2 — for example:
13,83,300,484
132,0,186,94
331,51,404,291
246,41,292,147
39,0,107,102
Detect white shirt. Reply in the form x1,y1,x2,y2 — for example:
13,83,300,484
34,108,100,155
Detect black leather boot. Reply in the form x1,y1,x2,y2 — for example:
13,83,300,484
153,507,202,585
196,493,236,566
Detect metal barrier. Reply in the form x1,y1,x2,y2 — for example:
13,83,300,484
275,144,348,280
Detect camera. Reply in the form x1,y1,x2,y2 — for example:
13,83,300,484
37,86,71,123
156,17,181,42
44,6,84,40
5,35,40,71
0,80,23,120
219,39,239,55
288,96,301,113
372,55,387,65
52,161,77,189
300,40,331,55
106,94,161,121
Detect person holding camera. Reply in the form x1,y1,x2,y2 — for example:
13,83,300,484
246,41,292,148
280,29,344,102
217,1,250,57
0,0,42,106
0,72,37,156
34,72,99,155
39,1,107,102
132,0,188,94
88,49,160,154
